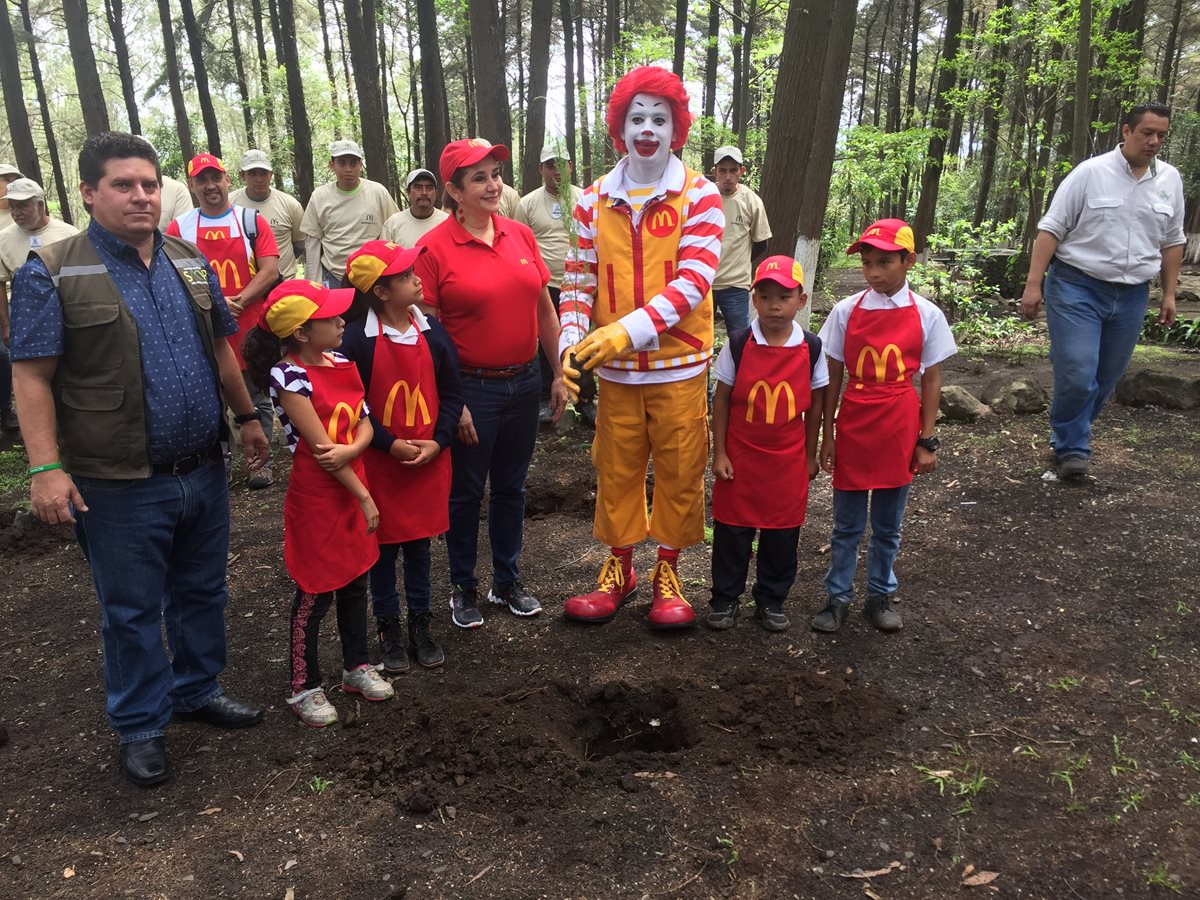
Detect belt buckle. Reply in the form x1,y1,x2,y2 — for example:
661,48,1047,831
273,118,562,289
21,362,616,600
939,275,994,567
169,454,195,475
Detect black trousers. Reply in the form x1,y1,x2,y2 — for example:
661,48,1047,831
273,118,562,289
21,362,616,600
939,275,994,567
710,520,801,609
289,572,369,694
541,287,596,404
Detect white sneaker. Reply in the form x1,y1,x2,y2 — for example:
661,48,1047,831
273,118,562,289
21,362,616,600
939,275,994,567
342,665,394,701
287,688,338,728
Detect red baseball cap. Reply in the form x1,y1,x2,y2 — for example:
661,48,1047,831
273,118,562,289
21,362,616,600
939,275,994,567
346,240,425,293
753,255,804,290
439,138,510,185
263,279,354,338
847,218,916,254
187,154,226,177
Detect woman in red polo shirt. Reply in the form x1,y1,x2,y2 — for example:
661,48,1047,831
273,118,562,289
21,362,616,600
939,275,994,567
414,138,568,629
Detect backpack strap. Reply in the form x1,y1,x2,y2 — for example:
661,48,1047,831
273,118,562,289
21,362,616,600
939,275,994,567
727,325,753,374
803,331,822,376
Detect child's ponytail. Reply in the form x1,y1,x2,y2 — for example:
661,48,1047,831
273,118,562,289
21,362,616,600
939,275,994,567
242,325,287,393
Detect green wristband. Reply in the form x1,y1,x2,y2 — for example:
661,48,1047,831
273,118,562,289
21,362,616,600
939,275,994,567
28,462,64,476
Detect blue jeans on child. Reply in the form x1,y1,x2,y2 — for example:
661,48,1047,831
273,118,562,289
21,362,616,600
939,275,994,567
825,485,911,600
73,458,231,744
1043,260,1148,460
447,363,540,591
370,538,432,617
712,287,751,334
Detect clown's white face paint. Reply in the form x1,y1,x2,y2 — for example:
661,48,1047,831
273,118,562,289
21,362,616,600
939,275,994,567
623,93,673,185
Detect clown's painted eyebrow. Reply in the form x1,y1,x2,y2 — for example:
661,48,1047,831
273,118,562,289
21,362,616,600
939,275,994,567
631,99,666,110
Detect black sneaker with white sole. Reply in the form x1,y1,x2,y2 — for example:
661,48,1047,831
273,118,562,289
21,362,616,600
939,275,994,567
488,580,543,616
450,584,484,629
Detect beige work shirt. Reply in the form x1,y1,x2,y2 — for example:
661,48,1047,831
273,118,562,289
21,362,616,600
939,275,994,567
382,207,449,248
231,186,307,279
712,184,771,290
302,179,399,277
0,217,79,282
515,184,584,287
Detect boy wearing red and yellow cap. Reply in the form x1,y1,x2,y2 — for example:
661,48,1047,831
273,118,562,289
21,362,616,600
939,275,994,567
812,219,956,634
708,256,828,631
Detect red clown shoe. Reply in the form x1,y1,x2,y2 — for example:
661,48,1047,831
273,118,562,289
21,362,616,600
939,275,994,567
646,560,696,629
563,555,637,623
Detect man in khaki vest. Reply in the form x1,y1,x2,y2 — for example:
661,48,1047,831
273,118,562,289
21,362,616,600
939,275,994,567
9,132,270,788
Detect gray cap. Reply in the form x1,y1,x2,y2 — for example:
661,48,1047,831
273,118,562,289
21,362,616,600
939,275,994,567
4,177,44,201
0,163,23,178
714,145,744,166
239,149,273,172
539,147,566,164
329,139,365,159
405,168,437,187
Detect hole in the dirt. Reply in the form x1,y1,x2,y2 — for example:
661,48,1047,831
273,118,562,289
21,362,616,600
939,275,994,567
582,682,699,758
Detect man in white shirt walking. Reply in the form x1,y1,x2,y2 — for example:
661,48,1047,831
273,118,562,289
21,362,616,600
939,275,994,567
1020,103,1185,479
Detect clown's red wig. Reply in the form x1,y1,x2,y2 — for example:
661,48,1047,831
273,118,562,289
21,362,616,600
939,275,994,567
606,66,694,154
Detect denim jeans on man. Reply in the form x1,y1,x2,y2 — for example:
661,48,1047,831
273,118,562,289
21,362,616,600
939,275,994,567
73,457,231,744
448,362,540,590
825,485,911,600
1043,260,1148,460
712,286,751,334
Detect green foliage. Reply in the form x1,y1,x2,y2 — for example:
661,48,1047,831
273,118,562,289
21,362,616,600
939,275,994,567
1141,312,1200,350
0,447,30,496
1143,862,1183,893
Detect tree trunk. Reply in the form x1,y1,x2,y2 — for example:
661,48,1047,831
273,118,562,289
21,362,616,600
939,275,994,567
343,0,394,197
672,0,687,79
515,0,526,159
521,0,553,192
17,0,70,218
701,0,719,172
225,0,255,146
248,0,279,184
575,0,591,184
0,0,41,182
911,0,965,252
561,0,576,171
416,0,449,173
404,4,421,165
906,0,920,126
465,30,478,135
1070,0,1091,165
157,0,194,160
377,16,400,195
178,0,220,154
469,0,514,181
334,2,358,122
760,0,855,327
972,0,1012,227
317,0,343,135
272,0,314,203
104,0,141,134
63,0,110,136
1156,0,1183,105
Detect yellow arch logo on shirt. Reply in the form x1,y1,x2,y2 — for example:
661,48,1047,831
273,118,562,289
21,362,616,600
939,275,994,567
646,206,680,238
854,344,906,388
326,400,363,442
746,380,796,425
383,380,431,428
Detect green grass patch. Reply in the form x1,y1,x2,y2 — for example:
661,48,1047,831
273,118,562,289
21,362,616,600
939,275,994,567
0,446,30,495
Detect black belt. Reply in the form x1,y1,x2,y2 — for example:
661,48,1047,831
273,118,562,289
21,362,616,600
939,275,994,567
460,358,536,380
151,444,221,476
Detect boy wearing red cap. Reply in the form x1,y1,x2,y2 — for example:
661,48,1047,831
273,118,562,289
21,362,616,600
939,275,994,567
559,66,724,630
812,219,956,634
708,256,827,631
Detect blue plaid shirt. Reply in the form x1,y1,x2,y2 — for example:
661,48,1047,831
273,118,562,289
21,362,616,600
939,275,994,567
10,220,238,463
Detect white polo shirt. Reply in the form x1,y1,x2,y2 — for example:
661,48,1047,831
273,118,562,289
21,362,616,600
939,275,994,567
1038,145,1185,285
818,283,957,375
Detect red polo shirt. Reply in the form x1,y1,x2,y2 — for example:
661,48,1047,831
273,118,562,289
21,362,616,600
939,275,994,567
415,215,550,369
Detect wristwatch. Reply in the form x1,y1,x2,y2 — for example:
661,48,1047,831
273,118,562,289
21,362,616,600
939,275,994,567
916,435,941,452
233,411,260,425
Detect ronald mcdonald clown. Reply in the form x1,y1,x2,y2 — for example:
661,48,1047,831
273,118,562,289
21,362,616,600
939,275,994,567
559,66,724,629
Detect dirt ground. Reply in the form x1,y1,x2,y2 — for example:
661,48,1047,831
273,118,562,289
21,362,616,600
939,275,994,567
2,339,1199,899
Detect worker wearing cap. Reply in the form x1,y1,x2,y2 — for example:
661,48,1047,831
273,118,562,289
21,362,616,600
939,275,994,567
0,178,78,432
302,139,399,288
0,163,23,232
710,145,771,334
382,168,449,247
230,149,307,280
515,148,593,425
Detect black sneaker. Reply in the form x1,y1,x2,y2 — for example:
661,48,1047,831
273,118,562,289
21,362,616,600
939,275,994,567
705,598,739,630
450,584,484,629
376,615,409,673
408,609,445,668
488,580,543,617
811,597,851,633
864,593,903,632
1,408,19,433
757,605,790,632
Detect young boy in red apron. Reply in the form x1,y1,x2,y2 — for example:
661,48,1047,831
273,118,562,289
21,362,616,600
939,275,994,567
709,256,828,631
341,241,463,674
812,219,956,633
242,279,394,728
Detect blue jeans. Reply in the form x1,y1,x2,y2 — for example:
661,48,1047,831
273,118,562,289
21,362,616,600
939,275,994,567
448,364,540,590
73,458,231,744
1043,260,1148,460
825,485,910,600
712,287,751,333
369,538,432,617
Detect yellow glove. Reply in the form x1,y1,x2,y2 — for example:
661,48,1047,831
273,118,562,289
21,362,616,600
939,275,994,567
572,322,633,372
560,350,582,403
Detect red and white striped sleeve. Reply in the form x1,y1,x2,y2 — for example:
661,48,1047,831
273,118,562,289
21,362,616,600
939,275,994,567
558,184,600,357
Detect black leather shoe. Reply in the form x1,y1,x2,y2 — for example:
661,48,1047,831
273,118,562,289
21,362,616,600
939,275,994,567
173,694,264,728
121,737,170,787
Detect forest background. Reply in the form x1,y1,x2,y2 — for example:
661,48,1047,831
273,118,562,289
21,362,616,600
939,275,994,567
1,0,1198,301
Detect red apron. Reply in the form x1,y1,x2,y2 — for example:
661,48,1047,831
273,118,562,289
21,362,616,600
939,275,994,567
362,317,451,544
833,291,923,491
712,337,812,528
284,355,379,593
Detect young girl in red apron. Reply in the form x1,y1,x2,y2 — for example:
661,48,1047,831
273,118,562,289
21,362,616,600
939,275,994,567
709,257,828,632
342,241,463,674
812,219,956,634
242,279,393,729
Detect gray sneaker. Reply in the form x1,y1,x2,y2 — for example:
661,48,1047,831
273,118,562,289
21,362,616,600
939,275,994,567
864,593,903,632
488,580,543,617
705,598,739,630
757,605,790,632
450,584,484,629
1058,455,1090,480
248,464,274,489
